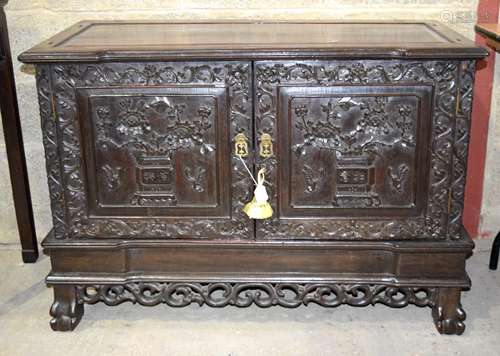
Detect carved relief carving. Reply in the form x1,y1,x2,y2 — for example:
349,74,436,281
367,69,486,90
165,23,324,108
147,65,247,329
95,96,213,206
332,154,379,208
183,165,207,193
293,97,415,158
101,165,122,191
303,163,325,194
433,302,466,335
39,62,253,239
293,95,415,208
96,99,214,158
255,60,461,240
36,59,472,240
388,164,409,193
77,282,437,308
131,158,177,207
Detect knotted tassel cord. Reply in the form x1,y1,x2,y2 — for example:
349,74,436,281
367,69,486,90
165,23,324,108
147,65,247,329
237,155,258,186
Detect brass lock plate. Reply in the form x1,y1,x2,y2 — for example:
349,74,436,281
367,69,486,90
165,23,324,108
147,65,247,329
259,133,273,158
234,132,249,157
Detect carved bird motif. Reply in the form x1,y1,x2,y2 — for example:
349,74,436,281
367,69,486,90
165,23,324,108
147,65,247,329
184,166,207,192
387,164,409,193
303,163,325,194
101,165,122,191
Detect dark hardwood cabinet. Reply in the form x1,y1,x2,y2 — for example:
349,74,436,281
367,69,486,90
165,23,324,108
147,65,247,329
19,21,487,334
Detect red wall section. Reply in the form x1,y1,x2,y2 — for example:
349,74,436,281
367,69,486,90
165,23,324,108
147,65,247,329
463,0,499,238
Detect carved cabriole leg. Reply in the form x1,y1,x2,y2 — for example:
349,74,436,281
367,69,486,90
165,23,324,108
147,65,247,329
49,285,84,331
432,288,466,335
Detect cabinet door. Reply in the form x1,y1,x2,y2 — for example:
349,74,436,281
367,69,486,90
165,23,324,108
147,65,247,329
254,60,462,240
41,62,253,239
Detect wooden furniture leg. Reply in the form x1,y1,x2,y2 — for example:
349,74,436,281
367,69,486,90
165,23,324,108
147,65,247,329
432,288,466,335
0,0,38,262
49,285,84,331
489,231,500,270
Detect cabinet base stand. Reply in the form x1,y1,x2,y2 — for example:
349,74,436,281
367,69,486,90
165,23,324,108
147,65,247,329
48,282,466,335
43,228,473,335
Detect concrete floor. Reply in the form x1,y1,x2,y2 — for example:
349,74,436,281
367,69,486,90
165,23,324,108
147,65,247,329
0,239,499,356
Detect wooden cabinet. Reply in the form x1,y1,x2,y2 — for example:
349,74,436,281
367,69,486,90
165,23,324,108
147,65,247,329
20,21,487,334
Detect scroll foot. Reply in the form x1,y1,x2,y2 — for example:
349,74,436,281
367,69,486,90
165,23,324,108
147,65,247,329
432,287,466,335
49,285,84,331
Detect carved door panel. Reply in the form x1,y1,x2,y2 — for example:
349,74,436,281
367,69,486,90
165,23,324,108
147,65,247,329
254,60,465,240
79,86,228,215
279,85,432,216
41,62,253,239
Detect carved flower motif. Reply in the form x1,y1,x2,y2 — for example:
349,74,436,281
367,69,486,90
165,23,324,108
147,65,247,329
163,134,178,147
294,105,308,119
141,65,163,84
197,106,212,120
226,64,249,89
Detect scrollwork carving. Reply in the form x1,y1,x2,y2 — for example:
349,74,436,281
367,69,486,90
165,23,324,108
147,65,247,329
448,61,475,239
36,66,68,239
76,282,436,309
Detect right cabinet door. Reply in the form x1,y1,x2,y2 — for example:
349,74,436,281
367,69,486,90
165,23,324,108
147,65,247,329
254,60,467,240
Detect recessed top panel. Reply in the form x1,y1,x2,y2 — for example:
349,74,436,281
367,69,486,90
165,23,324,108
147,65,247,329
61,23,447,47
19,21,487,62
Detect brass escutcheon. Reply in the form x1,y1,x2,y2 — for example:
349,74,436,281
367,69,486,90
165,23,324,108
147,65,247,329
234,132,249,157
259,133,274,158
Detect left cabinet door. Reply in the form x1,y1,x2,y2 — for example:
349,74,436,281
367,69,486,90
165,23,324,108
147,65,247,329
37,62,254,239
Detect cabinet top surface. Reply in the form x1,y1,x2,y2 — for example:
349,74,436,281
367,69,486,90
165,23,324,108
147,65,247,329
19,21,487,62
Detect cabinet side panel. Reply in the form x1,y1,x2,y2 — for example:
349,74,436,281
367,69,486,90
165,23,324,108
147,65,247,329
36,65,68,239
448,61,476,239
